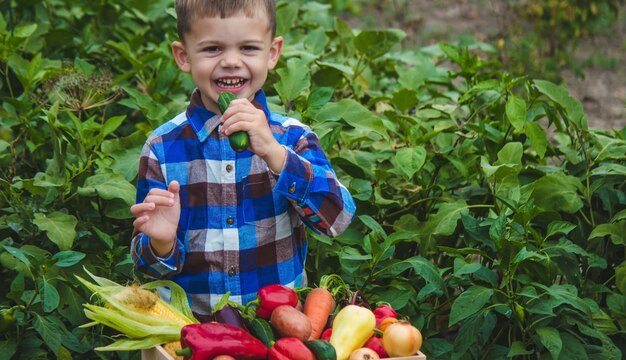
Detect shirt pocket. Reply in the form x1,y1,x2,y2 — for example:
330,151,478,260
242,172,285,229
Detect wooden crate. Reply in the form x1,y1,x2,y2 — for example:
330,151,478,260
142,345,427,360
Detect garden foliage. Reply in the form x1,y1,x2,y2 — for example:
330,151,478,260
0,0,624,359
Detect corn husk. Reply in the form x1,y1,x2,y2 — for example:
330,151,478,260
77,268,198,351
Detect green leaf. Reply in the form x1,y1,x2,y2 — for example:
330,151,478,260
589,221,625,245
276,1,299,35
393,146,426,180
33,313,62,355
307,87,333,112
559,332,588,360
349,178,372,201
40,277,60,313
537,327,562,359
317,99,388,138
392,88,419,113
57,283,87,326
497,142,523,167
507,341,533,357
0,340,17,360
525,121,548,158
303,27,328,55
534,80,587,130
375,256,444,290
52,251,86,267
449,285,493,326
546,221,577,238
33,212,77,250
316,61,354,77
611,210,626,223
481,142,522,178
14,23,38,38
101,115,126,138
512,247,547,264
427,199,469,236
77,173,136,205
453,258,483,276
590,163,626,177
505,95,526,132
354,29,406,59
537,284,591,315
93,226,115,249
121,87,169,120
532,172,584,213
396,56,438,90
359,215,387,238
274,57,311,101
1,245,33,270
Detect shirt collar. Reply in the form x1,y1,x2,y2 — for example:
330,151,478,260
186,89,271,143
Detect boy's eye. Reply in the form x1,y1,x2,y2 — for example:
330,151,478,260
241,46,260,52
202,46,220,53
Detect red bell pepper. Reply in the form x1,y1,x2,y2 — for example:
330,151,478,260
177,322,267,359
364,335,389,358
320,328,332,341
268,337,316,360
373,303,397,327
255,284,298,319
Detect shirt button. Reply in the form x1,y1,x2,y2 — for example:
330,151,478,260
288,183,296,194
228,266,236,276
226,164,233,172
226,216,234,225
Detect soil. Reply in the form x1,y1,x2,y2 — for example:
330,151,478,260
348,0,626,130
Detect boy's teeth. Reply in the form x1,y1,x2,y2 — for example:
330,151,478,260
217,78,245,88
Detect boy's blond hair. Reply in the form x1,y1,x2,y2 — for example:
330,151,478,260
175,0,277,41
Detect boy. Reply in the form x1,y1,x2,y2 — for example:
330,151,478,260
129,0,355,320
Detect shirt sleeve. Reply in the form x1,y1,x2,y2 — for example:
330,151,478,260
130,141,185,279
273,129,356,237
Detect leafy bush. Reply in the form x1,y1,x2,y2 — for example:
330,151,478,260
501,0,624,79
1,0,625,359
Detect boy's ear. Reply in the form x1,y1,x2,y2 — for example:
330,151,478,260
172,41,191,73
267,36,284,70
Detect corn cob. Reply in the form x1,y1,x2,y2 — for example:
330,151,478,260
77,269,198,351
112,285,189,325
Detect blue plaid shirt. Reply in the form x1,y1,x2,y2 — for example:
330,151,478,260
131,90,355,318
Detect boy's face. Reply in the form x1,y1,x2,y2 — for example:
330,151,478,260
172,11,283,114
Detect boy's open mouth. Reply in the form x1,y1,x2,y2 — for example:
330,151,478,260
216,77,247,89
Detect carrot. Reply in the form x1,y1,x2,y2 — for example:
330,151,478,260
303,274,348,340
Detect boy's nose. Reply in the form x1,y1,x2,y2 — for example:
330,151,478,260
220,51,241,67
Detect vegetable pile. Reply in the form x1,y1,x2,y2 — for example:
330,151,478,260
79,273,424,359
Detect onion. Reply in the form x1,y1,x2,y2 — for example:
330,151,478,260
348,347,381,360
382,321,423,357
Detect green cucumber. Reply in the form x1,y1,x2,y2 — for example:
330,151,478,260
305,339,337,360
217,91,249,152
247,317,275,348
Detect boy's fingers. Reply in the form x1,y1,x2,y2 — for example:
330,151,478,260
130,202,152,216
168,180,180,195
143,195,175,206
148,188,175,198
133,215,149,228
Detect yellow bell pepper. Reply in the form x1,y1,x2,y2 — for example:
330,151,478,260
330,305,376,360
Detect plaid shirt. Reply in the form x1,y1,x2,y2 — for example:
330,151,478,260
131,90,355,318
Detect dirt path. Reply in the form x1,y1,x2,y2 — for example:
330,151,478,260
350,0,626,130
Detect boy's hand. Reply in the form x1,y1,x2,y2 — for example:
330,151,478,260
220,98,286,173
130,181,181,257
